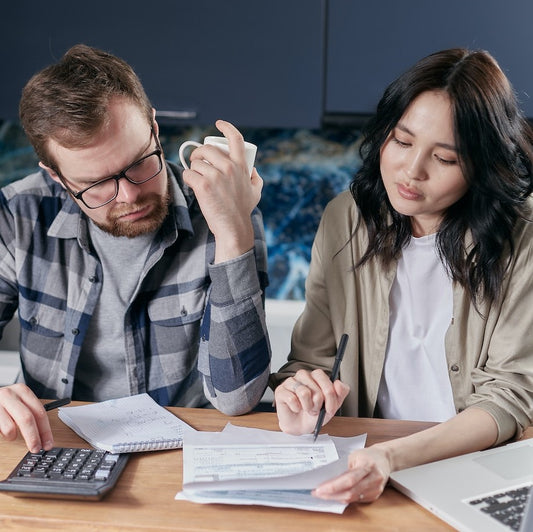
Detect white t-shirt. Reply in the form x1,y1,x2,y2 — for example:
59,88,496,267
377,233,456,422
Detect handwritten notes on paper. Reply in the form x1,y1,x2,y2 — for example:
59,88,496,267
58,393,195,452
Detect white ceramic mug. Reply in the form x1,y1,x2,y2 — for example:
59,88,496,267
178,136,257,176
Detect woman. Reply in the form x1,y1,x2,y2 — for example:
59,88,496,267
270,48,533,504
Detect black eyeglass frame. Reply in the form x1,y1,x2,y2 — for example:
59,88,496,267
55,128,164,209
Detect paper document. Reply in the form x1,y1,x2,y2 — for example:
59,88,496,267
176,424,366,513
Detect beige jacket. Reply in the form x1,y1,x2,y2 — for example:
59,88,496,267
271,191,533,444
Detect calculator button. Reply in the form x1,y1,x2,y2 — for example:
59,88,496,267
94,469,110,480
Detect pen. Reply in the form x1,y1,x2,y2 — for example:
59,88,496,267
313,333,349,441
44,398,71,411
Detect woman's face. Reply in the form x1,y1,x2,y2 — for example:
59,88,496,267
379,90,469,237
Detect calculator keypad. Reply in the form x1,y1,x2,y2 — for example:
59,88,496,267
16,448,118,482
0,447,129,499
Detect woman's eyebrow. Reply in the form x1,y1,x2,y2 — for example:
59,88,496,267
395,122,458,151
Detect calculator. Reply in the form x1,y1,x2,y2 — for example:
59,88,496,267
0,447,130,500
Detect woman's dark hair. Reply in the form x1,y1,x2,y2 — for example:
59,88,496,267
351,48,533,305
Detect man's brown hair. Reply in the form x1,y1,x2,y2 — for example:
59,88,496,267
19,44,153,168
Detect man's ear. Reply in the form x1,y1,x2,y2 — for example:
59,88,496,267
152,108,160,137
39,162,64,186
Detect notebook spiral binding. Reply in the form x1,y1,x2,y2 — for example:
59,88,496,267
113,438,184,453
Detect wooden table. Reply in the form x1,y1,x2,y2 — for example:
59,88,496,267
1,404,530,531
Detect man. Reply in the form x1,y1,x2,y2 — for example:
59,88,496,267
0,45,270,453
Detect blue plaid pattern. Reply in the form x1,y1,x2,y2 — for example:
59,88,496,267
0,163,270,415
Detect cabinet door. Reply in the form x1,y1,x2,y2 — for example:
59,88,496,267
1,0,324,128
325,0,533,122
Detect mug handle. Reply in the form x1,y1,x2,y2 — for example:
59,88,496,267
178,141,202,169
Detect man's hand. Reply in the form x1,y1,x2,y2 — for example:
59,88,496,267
0,383,54,452
182,119,263,263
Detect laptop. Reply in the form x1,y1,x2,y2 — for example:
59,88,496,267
389,438,533,532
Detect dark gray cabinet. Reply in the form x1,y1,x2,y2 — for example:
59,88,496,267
3,1,533,128
0,1,324,128
325,0,533,122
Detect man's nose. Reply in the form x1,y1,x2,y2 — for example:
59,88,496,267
115,177,142,203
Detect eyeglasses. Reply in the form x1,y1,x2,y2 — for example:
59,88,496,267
56,128,163,209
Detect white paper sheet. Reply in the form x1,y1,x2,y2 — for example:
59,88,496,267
176,424,366,513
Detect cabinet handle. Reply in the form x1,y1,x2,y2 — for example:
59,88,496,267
156,110,198,120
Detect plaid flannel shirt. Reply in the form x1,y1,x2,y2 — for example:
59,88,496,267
0,162,270,415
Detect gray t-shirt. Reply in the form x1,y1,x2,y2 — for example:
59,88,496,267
72,222,155,401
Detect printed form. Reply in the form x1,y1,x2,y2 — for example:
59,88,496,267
176,424,366,513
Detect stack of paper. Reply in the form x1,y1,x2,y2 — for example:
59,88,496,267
176,424,366,513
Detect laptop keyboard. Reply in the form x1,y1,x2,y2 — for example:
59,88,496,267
0,447,130,500
467,484,532,531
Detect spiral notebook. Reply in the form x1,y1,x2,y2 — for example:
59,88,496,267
58,393,196,453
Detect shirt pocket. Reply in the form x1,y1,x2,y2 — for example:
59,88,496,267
18,300,66,361
147,286,207,327
18,300,66,337
146,287,207,367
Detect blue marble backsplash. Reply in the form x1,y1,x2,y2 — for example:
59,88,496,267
0,121,363,300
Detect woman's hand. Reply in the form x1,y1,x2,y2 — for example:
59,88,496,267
274,368,350,435
312,407,499,504
312,446,391,504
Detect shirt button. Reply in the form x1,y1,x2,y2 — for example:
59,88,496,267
88,275,97,283
451,364,459,372
181,306,188,317
61,378,69,384
71,328,79,335
29,317,38,326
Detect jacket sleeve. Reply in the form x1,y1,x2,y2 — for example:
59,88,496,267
463,215,533,444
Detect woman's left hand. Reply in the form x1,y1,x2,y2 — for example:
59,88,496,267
312,446,391,504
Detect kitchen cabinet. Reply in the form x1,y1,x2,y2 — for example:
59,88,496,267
3,1,533,128
324,0,533,123
0,0,324,128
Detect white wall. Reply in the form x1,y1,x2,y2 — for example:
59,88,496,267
263,298,305,403
0,316,21,386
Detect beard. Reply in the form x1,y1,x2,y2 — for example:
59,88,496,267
94,191,170,238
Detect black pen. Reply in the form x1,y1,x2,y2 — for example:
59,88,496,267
313,333,349,441
44,398,71,411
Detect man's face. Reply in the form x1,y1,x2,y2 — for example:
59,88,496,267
42,99,169,237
